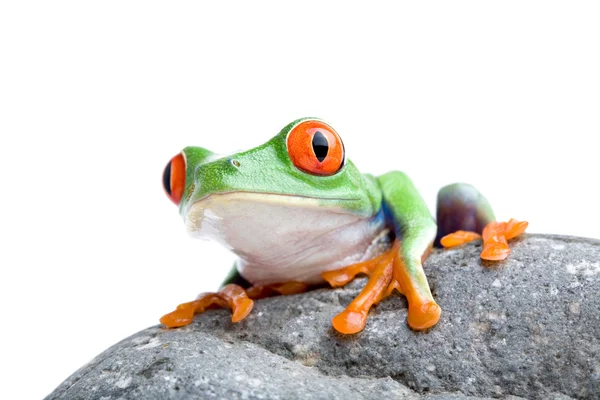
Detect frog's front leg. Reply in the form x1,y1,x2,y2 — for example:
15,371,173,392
388,226,440,330
323,240,399,334
324,172,441,334
160,284,254,328
378,171,441,330
160,268,310,328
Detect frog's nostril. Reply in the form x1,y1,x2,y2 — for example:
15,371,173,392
230,159,241,168
163,152,186,205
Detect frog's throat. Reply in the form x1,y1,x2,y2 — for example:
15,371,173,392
183,192,385,285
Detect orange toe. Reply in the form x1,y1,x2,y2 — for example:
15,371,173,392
480,219,528,261
505,219,529,240
231,298,254,322
407,300,441,331
272,282,309,295
332,309,368,334
481,241,510,260
160,298,215,328
440,230,481,248
246,281,309,299
322,269,357,287
160,308,195,328
322,249,392,288
219,284,254,323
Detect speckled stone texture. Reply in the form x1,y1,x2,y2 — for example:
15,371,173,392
47,235,600,400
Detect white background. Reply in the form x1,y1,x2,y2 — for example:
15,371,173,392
1,2,599,399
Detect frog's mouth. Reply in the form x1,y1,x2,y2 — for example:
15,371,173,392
185,192,360,233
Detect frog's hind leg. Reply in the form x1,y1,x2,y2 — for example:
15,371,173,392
434,183,495,247
436,183,528,260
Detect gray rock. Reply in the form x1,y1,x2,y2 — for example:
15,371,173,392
46,235,600,400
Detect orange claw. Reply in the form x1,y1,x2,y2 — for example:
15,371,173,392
440,230,482,248
160,284,253,328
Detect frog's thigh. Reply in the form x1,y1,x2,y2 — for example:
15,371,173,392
434,183,495,247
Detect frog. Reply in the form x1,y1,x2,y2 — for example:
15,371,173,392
160,118,527,334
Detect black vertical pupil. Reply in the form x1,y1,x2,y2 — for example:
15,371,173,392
163,161,172,196
312,131,329,162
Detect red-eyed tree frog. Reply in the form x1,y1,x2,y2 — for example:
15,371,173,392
160,118,527,334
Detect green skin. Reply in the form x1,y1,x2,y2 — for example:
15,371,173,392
179,118,381,218
175,117,494,316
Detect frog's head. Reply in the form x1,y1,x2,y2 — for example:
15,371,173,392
162,118,382,249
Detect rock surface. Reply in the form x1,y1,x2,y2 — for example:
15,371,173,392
47,235,600,400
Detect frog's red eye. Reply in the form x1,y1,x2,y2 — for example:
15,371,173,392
163,152,186,205
286,120,345,176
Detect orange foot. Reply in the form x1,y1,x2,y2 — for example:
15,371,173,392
440,218,528,261
160,282,309,328
322,240,441,334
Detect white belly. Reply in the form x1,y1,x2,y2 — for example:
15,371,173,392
185,192,386,285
